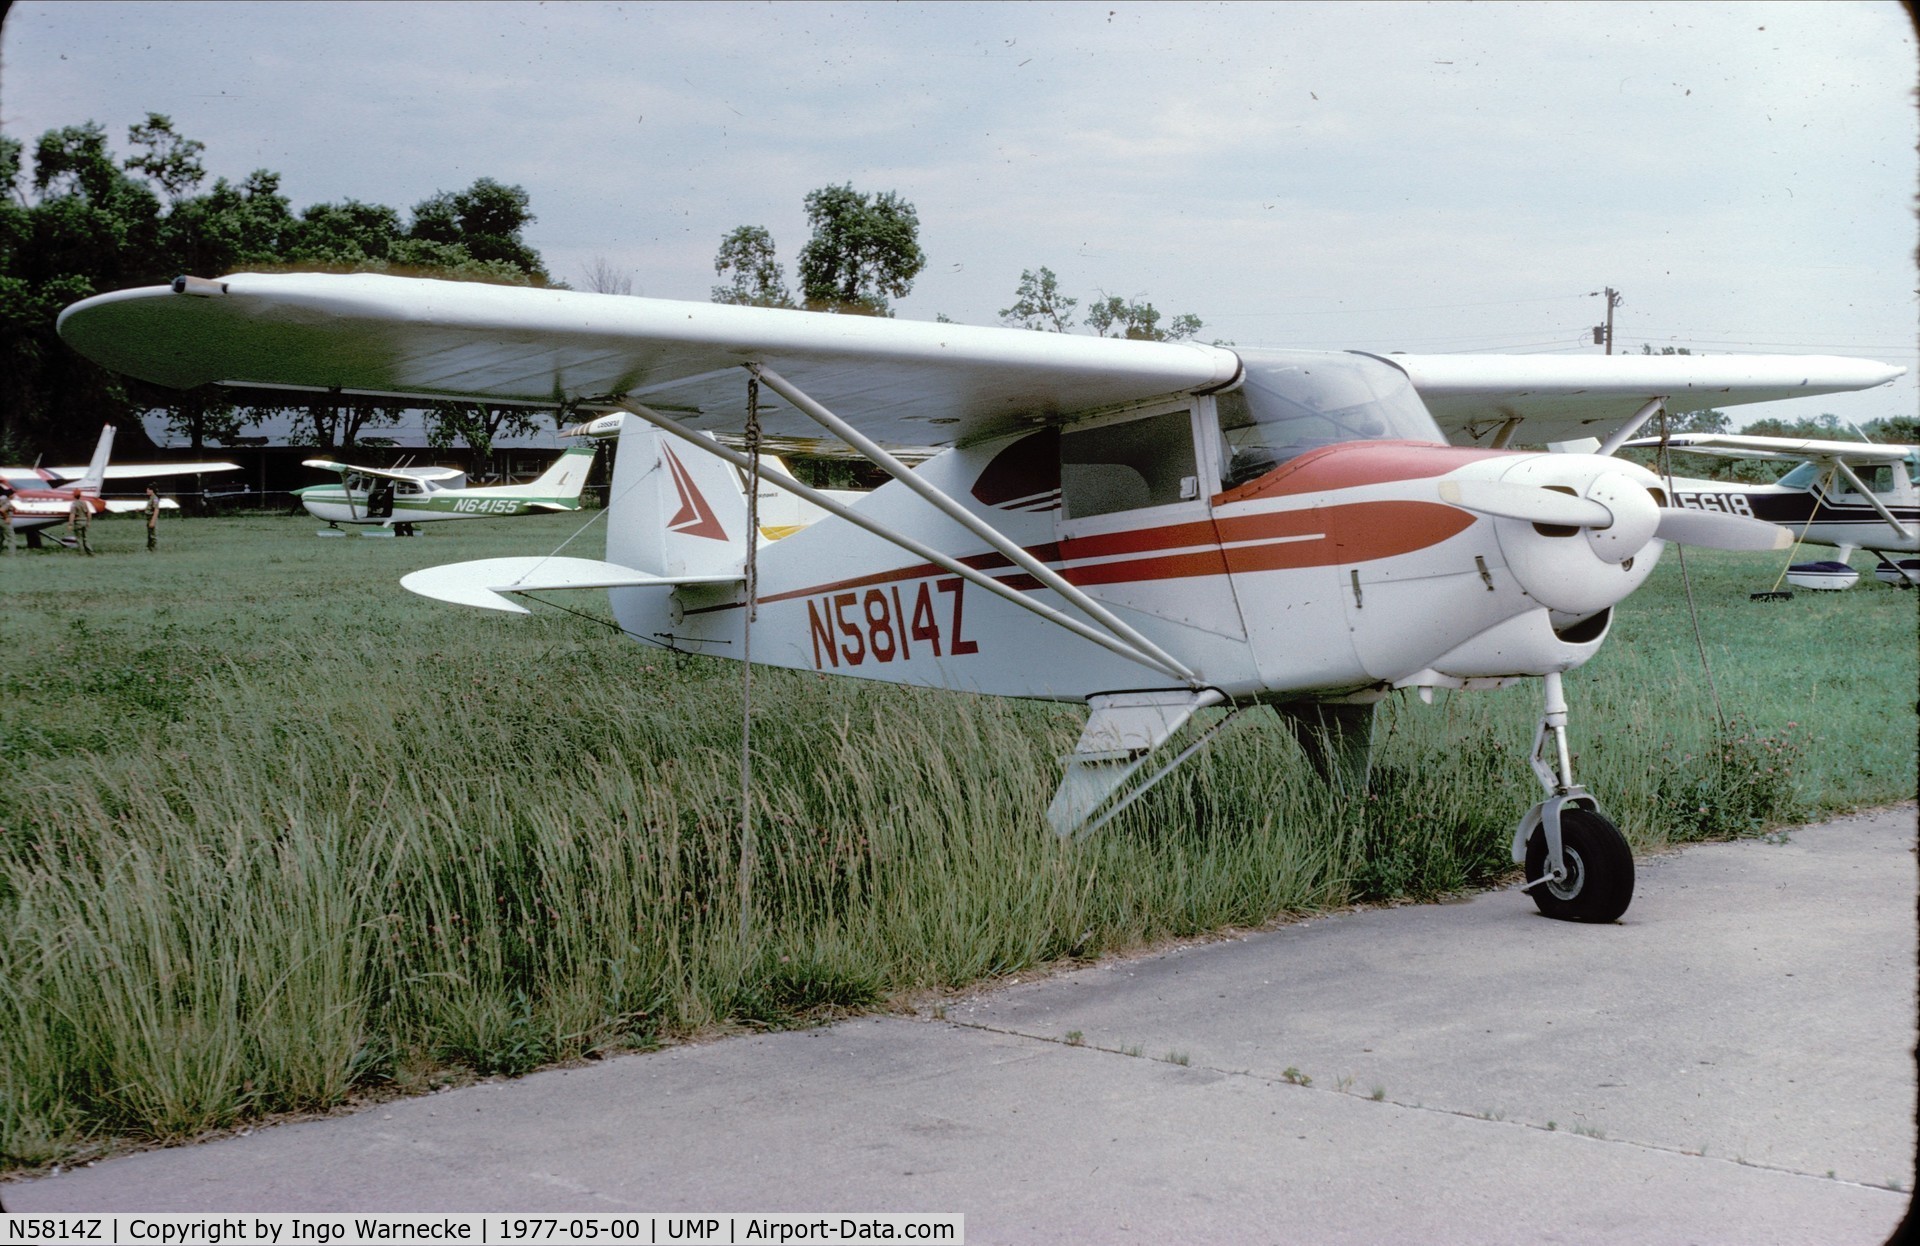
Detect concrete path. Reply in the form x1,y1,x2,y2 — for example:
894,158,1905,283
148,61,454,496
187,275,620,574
8,806,1915,1244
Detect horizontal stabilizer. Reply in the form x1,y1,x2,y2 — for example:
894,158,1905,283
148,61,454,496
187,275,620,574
400,556,740,614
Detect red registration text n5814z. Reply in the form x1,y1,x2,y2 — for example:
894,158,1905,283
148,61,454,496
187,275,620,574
806,577,978,670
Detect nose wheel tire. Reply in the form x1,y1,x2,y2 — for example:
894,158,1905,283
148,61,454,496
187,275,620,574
1525,808,1633,923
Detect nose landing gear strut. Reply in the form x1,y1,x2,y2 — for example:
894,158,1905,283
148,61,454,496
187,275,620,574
1512,671,1635,922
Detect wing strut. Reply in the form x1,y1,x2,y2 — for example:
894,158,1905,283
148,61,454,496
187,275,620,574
749,364,1201,685
607,399,1195,681
1596,398,1665,458
1830,459,1917,542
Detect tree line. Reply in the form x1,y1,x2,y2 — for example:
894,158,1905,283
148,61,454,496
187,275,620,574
1,114,551,461
1,111,1211,465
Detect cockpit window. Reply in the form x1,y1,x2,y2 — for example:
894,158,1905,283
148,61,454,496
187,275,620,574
1776,462,1821,490
1217,350,1443,489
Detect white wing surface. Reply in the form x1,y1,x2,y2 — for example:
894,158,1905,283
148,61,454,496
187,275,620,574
1392,354,1905,447
399,556,740,614
56,273,1902,449
58,273,1242,447
300,458,466,484
42,462,243,481
1617,432,1918,464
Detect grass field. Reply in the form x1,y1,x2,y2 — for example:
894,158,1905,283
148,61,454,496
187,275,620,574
2,511,1914,1167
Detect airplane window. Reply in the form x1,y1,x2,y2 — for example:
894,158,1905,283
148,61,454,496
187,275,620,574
1776,462,1820,490
1854,463,1893,494
1061,409,1197,518
1217,350,1443,489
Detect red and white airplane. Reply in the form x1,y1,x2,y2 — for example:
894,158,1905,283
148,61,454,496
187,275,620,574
3,425,240,547
56,273,1904,923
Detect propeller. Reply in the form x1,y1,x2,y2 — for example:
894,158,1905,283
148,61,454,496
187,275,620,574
1653,507,1793,551
1440,476,1793,552
1437,479,1611,528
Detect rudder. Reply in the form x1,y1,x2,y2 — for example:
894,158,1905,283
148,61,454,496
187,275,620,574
603,417,748,578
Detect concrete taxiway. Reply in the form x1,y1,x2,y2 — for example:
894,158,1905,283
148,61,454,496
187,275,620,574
7,806,1915,1243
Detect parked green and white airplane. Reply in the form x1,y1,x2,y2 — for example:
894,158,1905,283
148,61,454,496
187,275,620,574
296,444,596,536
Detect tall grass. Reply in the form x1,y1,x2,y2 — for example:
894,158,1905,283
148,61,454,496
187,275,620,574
2,515,1913,1165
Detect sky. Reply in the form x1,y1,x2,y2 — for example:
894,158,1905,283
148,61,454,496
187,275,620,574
3,0,1915,435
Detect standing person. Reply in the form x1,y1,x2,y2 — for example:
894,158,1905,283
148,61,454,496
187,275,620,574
67,493,93,555
0,486,14,556
144,487,159,552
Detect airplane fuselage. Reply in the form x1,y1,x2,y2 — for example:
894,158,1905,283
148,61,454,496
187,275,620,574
1664,471,1918,554
607,376,1666,705
296,484,568,526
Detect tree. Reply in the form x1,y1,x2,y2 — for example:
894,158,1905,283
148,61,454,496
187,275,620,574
1000,268,1204,342
425,400,543,473
157,386,251,451
124,113,205,203
795,184,925,316
999,267,1077,332
582,256,634,296
1085,293,1203,342
402,178,547,283
289,395,400,454
0,115,557,457
711,225,793,308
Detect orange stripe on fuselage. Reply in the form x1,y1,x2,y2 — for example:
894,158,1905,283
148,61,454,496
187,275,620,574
1215,440,1516,506
756,443,1490,605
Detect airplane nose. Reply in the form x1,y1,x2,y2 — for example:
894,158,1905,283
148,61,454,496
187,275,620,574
1581,471,1660,565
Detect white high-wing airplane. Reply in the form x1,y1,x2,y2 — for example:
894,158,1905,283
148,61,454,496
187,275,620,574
0,426,239,494
57,273,1905,923
2,425,238,546
295,445,597,536
1618,432,1919,589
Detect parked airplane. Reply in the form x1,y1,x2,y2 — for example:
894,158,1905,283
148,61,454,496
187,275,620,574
0,428,239,494
2,425,236,547
56,273,1904,923
1619,432,1919,589
295,445,597,535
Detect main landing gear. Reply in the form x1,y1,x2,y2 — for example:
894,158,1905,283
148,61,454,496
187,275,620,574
1512,671,1634,923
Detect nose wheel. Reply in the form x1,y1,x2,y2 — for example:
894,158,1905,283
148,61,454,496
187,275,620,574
1511,671,1635,923
1522,806,1634,922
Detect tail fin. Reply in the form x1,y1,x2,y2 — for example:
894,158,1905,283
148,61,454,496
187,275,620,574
73,425,116,494
526,444,596,499
603,417,748,578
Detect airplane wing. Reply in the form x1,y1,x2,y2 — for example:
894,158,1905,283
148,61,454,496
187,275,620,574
1389,355,1905,447
1617,432,1918,465
300,458,464,485
59,273,1242,448
42,462,243,481
57,273,1902,449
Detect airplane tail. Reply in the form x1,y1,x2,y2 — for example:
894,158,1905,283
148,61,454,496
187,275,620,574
73,425,116,494
603,417,749,578
523,444,596,500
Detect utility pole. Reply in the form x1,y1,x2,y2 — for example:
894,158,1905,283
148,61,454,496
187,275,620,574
1590,287,1622,354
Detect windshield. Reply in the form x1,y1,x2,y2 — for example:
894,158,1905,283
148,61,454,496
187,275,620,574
1217,350,1443,489
1775,462,1821,490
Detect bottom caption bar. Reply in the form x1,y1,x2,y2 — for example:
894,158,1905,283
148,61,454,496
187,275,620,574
2,1214,964,1245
